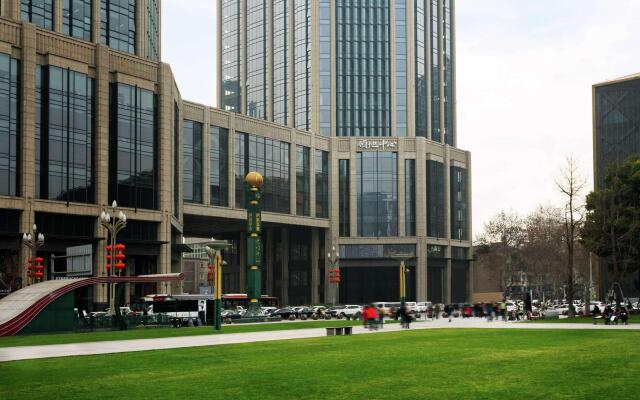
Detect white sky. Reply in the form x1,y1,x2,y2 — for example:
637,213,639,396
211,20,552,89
162,0,640,239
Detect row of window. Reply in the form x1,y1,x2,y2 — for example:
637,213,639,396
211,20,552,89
20,0,156,59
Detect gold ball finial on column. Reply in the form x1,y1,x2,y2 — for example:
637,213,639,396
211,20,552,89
245,171,264,188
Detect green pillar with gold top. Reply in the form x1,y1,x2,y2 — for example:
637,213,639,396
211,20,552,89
245,171,264,317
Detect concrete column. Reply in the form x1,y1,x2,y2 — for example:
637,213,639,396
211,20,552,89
444,145,452,303
91,0,100,43
309,146,316,217
20,23,36,202
240,0,247,114
95,45,109,207
389,0,396,137
228,113,236,208
289,135,296,215
349,149,357,237
287,0,295,128
329,0,336,136
310,228,320,304
135,0,144,58
445,247,452,304
94,219,107,304
54,0,63,33
309,0,319,134
416,238,427,302
3,0,20,20
450,0,457,147
19,207,34,288
239,231,246,292
406,0,416,137
424,0,432,139
266,0,273,122
415,139,427,237
265,228,274,295
438,0,445,144
280,226,289,305
398,154,406,236
202,110,211,206
215,0,222,107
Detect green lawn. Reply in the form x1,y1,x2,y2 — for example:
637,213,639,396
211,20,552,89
524,314,640,324
2,329,639,400
0,319,372,348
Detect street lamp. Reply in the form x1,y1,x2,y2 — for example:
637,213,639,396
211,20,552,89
390,253,413,305
100,200,127,316
22,224,45,286
327,246,340,305
205,239,231,330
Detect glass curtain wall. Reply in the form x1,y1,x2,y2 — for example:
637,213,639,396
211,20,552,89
221,0,241,112
427,244,445,303
183,120,203,204
339,159,350,236
315,150,329,218
426,159,445,237
357,152,398,237
109,83,156,210
318,0,331,136
405,159,416,236
0,55,19,197
430,0,440,142
145,0,159,60
100,0,136,54
21,0,53,29
414,0,427,137
272,0,288,124
246,0,267,119
443,0,454,145
450,166,467,240
210,126,229,206
294,0,311,130
296,145,310,216
336,0,391,137
35,66,94,203
234,132,290,213
63,0,92,41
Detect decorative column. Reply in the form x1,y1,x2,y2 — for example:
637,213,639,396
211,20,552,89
244,171,264,316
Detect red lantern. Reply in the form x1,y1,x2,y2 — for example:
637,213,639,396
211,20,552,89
115,253,125,261
106,264,111,270
115,243,126,252
115,262,125,270
106,244,112,251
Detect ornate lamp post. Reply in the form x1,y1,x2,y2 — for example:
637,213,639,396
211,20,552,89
390,254,413,305
205,239,231,330
327,246,340,305
22,224,45,286
100,200,127,316
245,171,264,317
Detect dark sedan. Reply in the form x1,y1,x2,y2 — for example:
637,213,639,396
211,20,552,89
271,308,297,320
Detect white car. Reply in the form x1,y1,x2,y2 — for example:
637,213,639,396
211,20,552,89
329,305,363,319
415,302,432,313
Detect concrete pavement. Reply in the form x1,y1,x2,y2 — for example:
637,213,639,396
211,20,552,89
1,318,639,362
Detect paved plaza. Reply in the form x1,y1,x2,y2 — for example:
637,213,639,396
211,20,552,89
1,318,638,363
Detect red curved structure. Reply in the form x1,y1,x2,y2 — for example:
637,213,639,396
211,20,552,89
0,273,184,336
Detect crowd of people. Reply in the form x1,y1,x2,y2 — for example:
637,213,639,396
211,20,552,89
591,304,629,325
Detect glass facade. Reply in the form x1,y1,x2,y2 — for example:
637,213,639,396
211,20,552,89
109,83,156,210
21,0,53,29
221,0,241,112
318,0,331,136
272,0,288,124
395,0,408,137
404,159,415,236
336,1,391,137
357,152,398,237
246,0,266,119
100,0,136,54
315,150,329,218
427,244,445,303
430,0,441,142
443,0,454,145
339,159,350,236
183,120,203,204
63,0,92,41
426,159,445,237
0,55,19,197
145,0,159,60
235,132,290,213
414,0,427,137
35,66,94,203
450,165,467,240
294,0,311,130
296,145,310,216
595,79,640,190
210,126,229,207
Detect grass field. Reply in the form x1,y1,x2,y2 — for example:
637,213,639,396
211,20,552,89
0,319,371,348
2,329,639,400
525,314,640,324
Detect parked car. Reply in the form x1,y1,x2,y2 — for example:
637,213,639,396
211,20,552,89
271,308,298,320
261,307,277,316
416,302,432,313
329,305,363,319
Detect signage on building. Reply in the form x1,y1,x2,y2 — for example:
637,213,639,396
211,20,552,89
53,244,93,277
356,139,398,151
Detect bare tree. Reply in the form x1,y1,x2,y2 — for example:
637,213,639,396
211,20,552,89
556,157,586,317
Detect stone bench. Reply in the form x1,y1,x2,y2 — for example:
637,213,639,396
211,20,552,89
326,326,353,336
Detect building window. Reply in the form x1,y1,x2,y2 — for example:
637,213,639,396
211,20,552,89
336,1,391,137
450,166,467,240
0,55,19,197
21,0,53,29
443,0,454,145
221,0,241,112
273,0,288,125
414,0,427,137
173,102,179,217
100,0,136,54
315,150,329,218
339,159,350,236
183,120,203,204
35,66,94,204
63,0,92,41
210,126,229,207
235,132,290,213
296,145,310,216
294,0,311,130
396,0,408,137
318,0,331,136
357,152,398,237
430,0,441,142
145,0,159,60
246,0,267,119
427,159,445,237
405,159,415,236
109,83,156,210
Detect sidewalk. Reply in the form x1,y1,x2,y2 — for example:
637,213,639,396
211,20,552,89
2,318,638,362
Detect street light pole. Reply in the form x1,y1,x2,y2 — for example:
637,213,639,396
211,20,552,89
327,246,340,305
205,240,231,330
100,200,127,317
22,224,45,286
